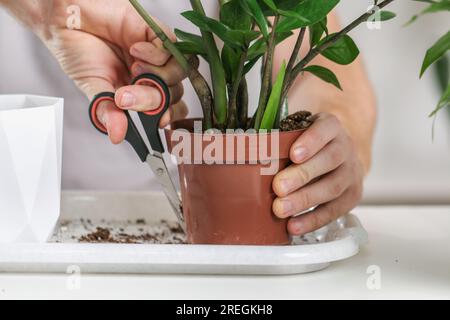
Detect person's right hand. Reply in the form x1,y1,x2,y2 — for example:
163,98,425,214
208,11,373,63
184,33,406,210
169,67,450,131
35,0,188,144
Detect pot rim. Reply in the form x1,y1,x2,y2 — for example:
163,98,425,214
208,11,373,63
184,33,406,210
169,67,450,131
165,117,308,137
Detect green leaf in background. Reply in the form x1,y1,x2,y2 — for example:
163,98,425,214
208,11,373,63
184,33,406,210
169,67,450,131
241,0,270,39
220,0,252,31
435,55,450,92
303,65,342,90
406,0,450,25
420,31,450,77
277,0,339,32
321,34,360,65
260,61,287,130
429,82,450,117
374,11,397,21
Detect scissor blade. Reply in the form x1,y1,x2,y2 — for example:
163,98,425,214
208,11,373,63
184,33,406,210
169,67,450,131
145,153,184,225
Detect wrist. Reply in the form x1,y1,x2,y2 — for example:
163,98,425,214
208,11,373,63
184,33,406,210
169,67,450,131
0,0,72,35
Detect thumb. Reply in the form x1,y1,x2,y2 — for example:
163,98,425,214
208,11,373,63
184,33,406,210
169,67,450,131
83,78,128,145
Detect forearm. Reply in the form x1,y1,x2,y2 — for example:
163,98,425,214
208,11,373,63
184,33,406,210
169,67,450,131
274,14,376,173
0,0,54,29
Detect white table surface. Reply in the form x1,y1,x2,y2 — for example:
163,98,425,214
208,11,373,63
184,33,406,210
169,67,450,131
0,206,449,300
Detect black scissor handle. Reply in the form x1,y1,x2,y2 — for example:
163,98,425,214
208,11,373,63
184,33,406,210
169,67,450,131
132,73,171,154
89,92,149,162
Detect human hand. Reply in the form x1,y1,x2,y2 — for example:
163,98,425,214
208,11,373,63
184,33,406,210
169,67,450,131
36,0,188,144
272,113,365,236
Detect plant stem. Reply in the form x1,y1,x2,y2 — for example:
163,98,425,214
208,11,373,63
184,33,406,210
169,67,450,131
129,0,213,129
187,56,214,129
227,50,248,128
254,15,280,130
284,0,396,93
190,0,228,127
279,27,306,117
283,27,306,94
238,78,249,128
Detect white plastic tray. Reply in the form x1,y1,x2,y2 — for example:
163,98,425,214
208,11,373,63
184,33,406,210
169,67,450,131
0,192,368,275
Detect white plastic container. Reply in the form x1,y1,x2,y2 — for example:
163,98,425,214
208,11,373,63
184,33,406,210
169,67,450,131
0,192,368,275
0,95,64,243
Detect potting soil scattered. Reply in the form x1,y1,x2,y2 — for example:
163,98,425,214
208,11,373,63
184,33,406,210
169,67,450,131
51,218,186,244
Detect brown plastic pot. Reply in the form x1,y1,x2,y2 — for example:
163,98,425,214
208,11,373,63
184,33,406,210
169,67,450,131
165,118,304,245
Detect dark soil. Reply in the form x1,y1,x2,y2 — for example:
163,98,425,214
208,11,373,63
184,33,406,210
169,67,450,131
280,111,315,132
78,220,186,244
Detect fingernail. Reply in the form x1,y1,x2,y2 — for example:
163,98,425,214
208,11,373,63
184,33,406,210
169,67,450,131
280,179,293,194
120,92,135,109
293,146,307,162
280,199,293,215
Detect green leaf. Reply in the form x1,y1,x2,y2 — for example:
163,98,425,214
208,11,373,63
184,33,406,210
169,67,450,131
429,82,450,117
420,31,450,77
277,9,310,24
243,54,263,75
260,61,287,130
309,17,327,47
406,1,450,26
182,11,258,49
174,41,207,56
367,9,397,23
321,34,360,65
241,0,269,39
303,65,342,90
220,0,252,30
174,29,204,46
221,45,240,82
435,54,449,92
422,1,450,14
260,0,278,11
257,0,301,15
277,0,339,32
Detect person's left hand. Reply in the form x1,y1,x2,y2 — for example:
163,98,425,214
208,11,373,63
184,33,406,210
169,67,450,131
272,113,365,235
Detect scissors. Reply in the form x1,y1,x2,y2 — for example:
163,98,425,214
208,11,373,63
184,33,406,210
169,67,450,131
89,73,184,226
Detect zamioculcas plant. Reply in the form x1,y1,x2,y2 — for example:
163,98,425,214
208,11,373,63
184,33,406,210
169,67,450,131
128,0,398,245
130,0,396,131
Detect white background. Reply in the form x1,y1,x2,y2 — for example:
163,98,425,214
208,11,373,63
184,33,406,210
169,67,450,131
338,0,450,204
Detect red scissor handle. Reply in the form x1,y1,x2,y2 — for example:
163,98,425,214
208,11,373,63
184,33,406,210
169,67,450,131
89,73,171,154
89,92,114,134
133,75,168,117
